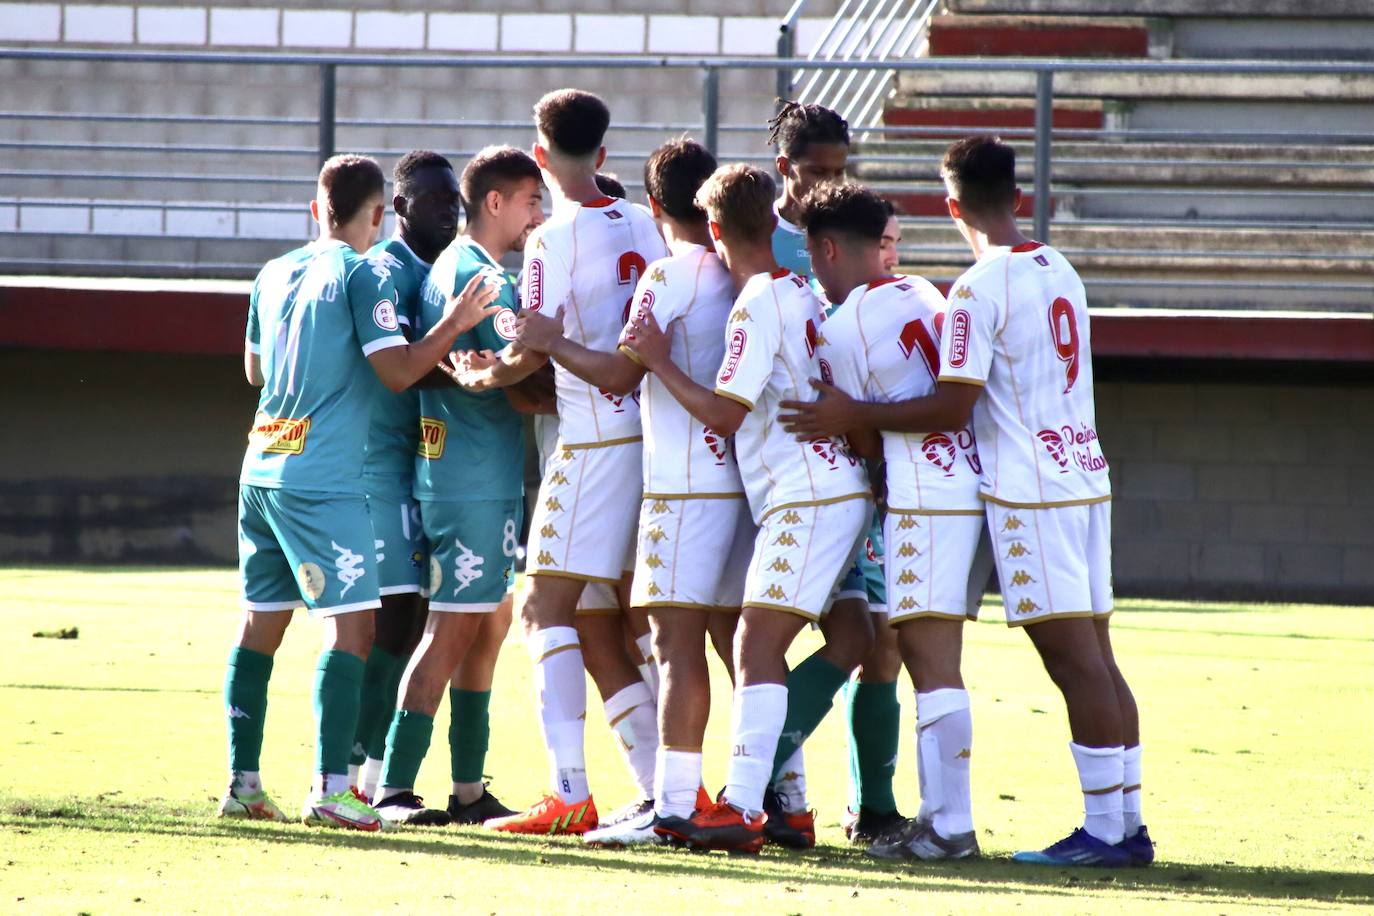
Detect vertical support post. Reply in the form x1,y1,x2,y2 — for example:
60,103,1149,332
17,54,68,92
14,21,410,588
776,25,795,103
1033,69,1053,243
703,67,720,156
318,63,337,167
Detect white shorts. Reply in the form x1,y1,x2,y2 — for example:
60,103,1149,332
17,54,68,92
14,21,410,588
527,438,643,585
743,497,869,621
986,499,1114,627
630,495,754,611
883,509,994,625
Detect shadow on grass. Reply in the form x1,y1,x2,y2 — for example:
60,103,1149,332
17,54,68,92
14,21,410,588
4,798,1370,908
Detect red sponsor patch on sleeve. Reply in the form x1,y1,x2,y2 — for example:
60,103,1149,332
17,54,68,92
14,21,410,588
526,258,544,312
948,308,971,368
718,327,747,383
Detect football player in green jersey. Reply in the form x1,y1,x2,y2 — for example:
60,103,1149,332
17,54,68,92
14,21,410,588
768,99,850,282
350,151,463,802
220,154,499,832
372,146,547,826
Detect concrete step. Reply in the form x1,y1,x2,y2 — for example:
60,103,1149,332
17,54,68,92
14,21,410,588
927,14,1152,58
894,68,1374,102
881,96,1106,137
944,0,1370,17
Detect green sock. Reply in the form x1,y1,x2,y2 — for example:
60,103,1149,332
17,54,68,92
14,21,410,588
351,647,403,766
225,646,273,775
849,680,901,815
771,653,850,779
366,652,410,760
380,709,435,792
313,649,365,778
449,688,492,784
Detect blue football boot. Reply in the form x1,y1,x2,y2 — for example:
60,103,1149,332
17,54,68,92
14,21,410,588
1012,827,1134,867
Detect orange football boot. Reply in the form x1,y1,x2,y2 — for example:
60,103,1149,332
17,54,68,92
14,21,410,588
655,799,765,854
482,793,598,835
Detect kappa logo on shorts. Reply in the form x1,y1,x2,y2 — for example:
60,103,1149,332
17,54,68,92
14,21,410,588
250,415,310,456
650,500,670,514
896,597,917,611
647,581,663,596
545,497,564,512
647,526,667,544
1005,542,1031,559
781,510,803,525
896,543,921,558
718,328,747,383
773,532,798,547
418,417,447,460
948,309,971,368
896,569,921,585
332,541,365,597
1015,598,1042,615
1002,515,1025,532
768,558,793,573
764,584,788,601
540,523,560,540
1009,570,1037,587
297,561,326,601
644,554,665,569
536,550,556,566
550,471,569,485
451,538,484,594
897,516,920,531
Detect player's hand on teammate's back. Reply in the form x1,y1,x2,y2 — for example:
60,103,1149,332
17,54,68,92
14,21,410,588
622,309,673,371
779,379,855,439
515,306,565,354
443,273,502,335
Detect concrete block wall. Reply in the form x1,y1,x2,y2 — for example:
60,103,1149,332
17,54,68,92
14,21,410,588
1097,380,1374,603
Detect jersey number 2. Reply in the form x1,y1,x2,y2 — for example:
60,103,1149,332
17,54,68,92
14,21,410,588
617,251,647,324
1048,297,1079,394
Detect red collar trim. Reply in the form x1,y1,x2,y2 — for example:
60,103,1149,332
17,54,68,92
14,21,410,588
583,196,617,208
1011,241,1044,253
867,275,904,290
770,268,791,280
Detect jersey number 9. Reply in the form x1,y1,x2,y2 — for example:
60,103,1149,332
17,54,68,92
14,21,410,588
1048,297,1079,394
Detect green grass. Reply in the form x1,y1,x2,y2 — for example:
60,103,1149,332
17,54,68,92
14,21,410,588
2,566,1371,914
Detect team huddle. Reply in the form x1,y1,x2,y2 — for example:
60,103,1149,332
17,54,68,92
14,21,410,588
219,87,1153,868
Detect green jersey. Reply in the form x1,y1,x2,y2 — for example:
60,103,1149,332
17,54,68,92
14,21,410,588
363,235,430,500
241,238,406,494
772,210,811,280
413,236,525,503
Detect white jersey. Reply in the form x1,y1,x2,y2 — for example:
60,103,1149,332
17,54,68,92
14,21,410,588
938,242,1110,508
713,269,869,523
618,244,744,497
820,275,981,512
522,196,669,446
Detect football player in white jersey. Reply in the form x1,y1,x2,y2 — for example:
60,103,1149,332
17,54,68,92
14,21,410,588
459,89,667,836
784,182,994,861
519,139,749,846
624,164,869,854
778,137,1149,868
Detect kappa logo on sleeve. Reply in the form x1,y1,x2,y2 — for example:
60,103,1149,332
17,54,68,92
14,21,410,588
948,309,971,368
373,299,399,331
526,258,544,311
718,328,747,383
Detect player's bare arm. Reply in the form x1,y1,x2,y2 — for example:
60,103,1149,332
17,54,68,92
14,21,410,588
625,308,746,436
779,378,980,439
447,340,548,392
244,346,263,387
516,307,645,397
368,273,500,392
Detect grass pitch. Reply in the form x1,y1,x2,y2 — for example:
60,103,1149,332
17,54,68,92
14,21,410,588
1,567,1371,914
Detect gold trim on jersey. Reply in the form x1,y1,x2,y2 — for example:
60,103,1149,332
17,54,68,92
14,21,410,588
759,492,870,523
744,600,819,622
617,344,644,366
936,375,986,388
1004,608,1113,629
713,388,755,410
887,506,984,517
982,494,1112,510
641,491,746,501
561,436,644,450
886,609,974,625
635,600,741,613
528,569,623,586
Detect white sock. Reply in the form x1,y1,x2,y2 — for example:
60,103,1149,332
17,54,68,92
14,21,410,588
359,756,383,803
1070,741,1125,845
231,770,262,795
347,762,360,786
1123,744,1143,835
527,626,589,803
322,772,351,797
654,747,703,819
772,747,808,813
723,683,787,817
604,682,659,799
635,632,660,702
916,688,974,838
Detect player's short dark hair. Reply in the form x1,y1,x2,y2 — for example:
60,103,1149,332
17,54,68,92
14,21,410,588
595,172,626,198
393,150,454,199
317,154,385,228
941,136,1017,217
534,88,611,159
644,139,717,224
797,182,888,246
880,196,896,219
460,145,542,223
695,163,776,245
767,100,850,159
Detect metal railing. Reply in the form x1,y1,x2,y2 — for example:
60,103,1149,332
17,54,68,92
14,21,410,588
0,48,1371,310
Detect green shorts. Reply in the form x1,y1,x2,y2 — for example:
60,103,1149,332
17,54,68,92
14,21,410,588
834,509,887,613
238,484,380,616
421,498,522,613
366,492,427,595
